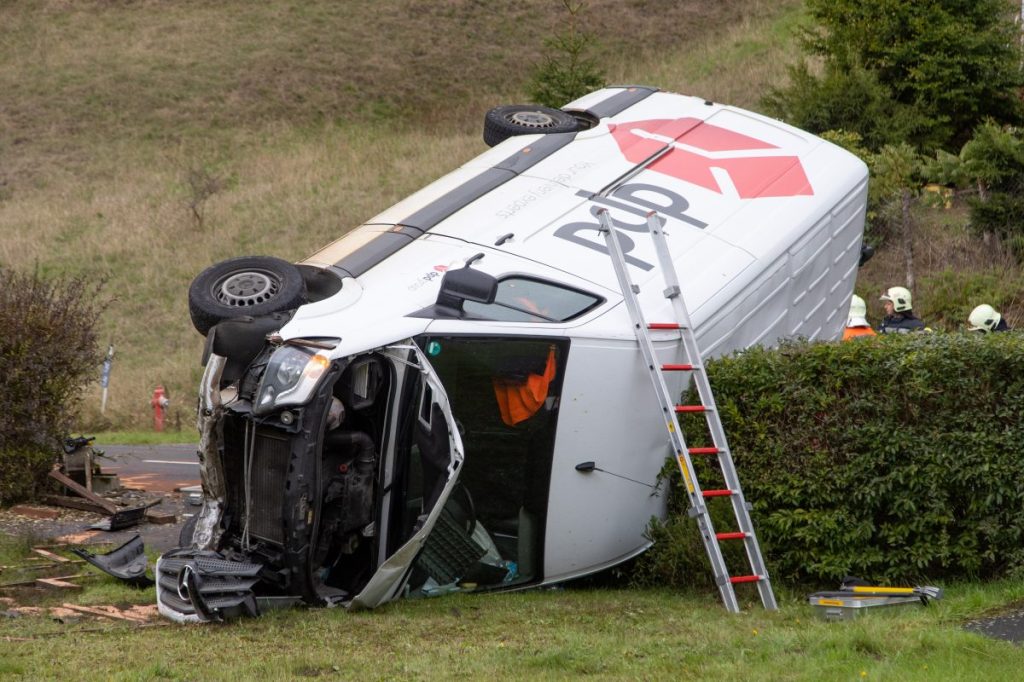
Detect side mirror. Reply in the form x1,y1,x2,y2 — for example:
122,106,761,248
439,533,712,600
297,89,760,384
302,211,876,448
436,257,498,315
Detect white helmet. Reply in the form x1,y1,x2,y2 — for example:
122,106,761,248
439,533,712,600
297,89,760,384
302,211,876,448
847,294,869,327
880,286,912,313
968,304,1001,332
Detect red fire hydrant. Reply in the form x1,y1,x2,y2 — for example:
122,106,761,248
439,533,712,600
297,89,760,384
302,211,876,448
151,385,170,432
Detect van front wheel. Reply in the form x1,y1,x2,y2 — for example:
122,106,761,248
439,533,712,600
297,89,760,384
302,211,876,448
188,255,307,335
483,105,579,147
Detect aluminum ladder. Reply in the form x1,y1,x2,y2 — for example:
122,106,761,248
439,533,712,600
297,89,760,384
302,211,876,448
596,208,777,612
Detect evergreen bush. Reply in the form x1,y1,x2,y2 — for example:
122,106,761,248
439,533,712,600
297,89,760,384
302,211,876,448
636,333,1024,588
527,1,605,109
764,0,1023,152
0,269,106,505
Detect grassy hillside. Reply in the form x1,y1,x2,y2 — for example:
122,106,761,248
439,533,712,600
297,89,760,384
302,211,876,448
2,0,805,429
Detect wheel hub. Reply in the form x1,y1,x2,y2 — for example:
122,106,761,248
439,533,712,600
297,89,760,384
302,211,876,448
216,270,280,307
507,110,557,129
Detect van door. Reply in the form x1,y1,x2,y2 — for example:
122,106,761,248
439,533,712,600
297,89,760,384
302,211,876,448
349,341,464,609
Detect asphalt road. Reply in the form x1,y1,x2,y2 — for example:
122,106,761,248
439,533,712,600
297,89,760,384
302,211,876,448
96,443,200,493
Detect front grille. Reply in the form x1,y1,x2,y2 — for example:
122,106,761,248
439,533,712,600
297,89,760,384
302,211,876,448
156,550,262,621
249,429,290,543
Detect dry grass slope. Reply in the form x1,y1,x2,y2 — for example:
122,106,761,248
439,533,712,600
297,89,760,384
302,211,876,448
0,0,803,428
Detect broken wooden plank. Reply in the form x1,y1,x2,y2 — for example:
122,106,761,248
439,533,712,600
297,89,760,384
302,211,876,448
0,559,84,572
41,494,111,516
31,548,70,563
145,509,176,525
60,602,148,623
0,573,88,589
35,577,82,590
47,469,118,514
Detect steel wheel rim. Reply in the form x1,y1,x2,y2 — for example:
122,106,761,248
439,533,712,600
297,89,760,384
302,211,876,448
215,269,280,307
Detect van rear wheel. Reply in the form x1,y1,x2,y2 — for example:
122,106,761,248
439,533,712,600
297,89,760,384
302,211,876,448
188,255,307,335
483,105,579,147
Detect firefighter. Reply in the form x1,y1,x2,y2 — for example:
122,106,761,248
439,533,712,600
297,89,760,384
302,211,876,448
843,294,876,340
968,304,1011,333
877,286,926,334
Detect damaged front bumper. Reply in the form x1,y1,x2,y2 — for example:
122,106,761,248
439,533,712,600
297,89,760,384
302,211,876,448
155,549,263,623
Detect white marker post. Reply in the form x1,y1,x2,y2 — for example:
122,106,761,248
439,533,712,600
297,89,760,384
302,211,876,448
100,344,114,414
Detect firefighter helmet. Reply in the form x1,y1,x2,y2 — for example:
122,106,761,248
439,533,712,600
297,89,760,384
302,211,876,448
880,286,913,313
968,304,1001,332
847,294,869,327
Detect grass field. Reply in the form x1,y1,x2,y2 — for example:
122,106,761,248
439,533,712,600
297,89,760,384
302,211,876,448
3,545,1024,681
0,0,803,430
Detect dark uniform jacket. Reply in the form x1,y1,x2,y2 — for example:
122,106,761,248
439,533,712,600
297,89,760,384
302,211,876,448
878,312,926,334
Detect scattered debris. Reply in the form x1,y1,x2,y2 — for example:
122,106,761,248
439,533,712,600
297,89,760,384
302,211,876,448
178,485,203,506
31,548,71,563
59,602,152,623
71,535,154,587
0,574,88,590
52,530,102,545
48,469,154,530
40,494,113,516
145,509,176,525
35,577,82,590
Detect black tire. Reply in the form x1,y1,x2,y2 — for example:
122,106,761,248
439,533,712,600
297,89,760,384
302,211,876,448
188,255,307,336
483,105,579,147
179,514,199,547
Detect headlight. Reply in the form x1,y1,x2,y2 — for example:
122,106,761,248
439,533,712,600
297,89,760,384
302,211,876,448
254,346,331,415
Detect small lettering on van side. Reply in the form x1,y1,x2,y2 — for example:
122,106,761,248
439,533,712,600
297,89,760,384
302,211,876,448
553,183,707,271
495,161,596,220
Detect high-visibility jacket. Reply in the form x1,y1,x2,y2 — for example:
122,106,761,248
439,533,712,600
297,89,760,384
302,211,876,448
843,325,877,341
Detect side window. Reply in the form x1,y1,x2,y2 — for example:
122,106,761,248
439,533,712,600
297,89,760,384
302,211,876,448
463,276,602,323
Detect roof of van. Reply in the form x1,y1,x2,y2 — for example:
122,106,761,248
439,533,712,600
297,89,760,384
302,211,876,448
298,86,868,343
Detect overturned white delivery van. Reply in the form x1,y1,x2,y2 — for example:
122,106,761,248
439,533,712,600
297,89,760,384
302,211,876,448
159,86,868,621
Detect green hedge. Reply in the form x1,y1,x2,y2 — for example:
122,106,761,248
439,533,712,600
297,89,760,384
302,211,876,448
636,333,1024,588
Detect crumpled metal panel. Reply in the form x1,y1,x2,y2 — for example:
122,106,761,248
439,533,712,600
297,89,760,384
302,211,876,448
71,534,153,587
194,354,228,550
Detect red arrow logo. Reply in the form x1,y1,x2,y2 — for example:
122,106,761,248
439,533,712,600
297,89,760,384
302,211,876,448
609,118,813,198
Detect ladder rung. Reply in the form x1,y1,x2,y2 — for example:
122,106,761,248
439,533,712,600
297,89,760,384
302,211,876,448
716,532,747,540
702,489,733,498
688,447,720,455
647,323,680,330
661,363,694,371
675,405,706,413
729,575,762,584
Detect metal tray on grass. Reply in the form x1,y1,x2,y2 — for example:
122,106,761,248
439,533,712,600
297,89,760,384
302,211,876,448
809,592,923,621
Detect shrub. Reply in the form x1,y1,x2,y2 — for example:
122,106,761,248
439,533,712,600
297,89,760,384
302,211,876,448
764,0,1024,152
0,268,106,505
764,63,927,152
527,1,605,109
636,333,1024,588
918,269,1024,331
925,121,1024,259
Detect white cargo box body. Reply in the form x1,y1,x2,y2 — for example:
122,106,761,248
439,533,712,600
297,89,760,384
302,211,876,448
293,87,868,585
